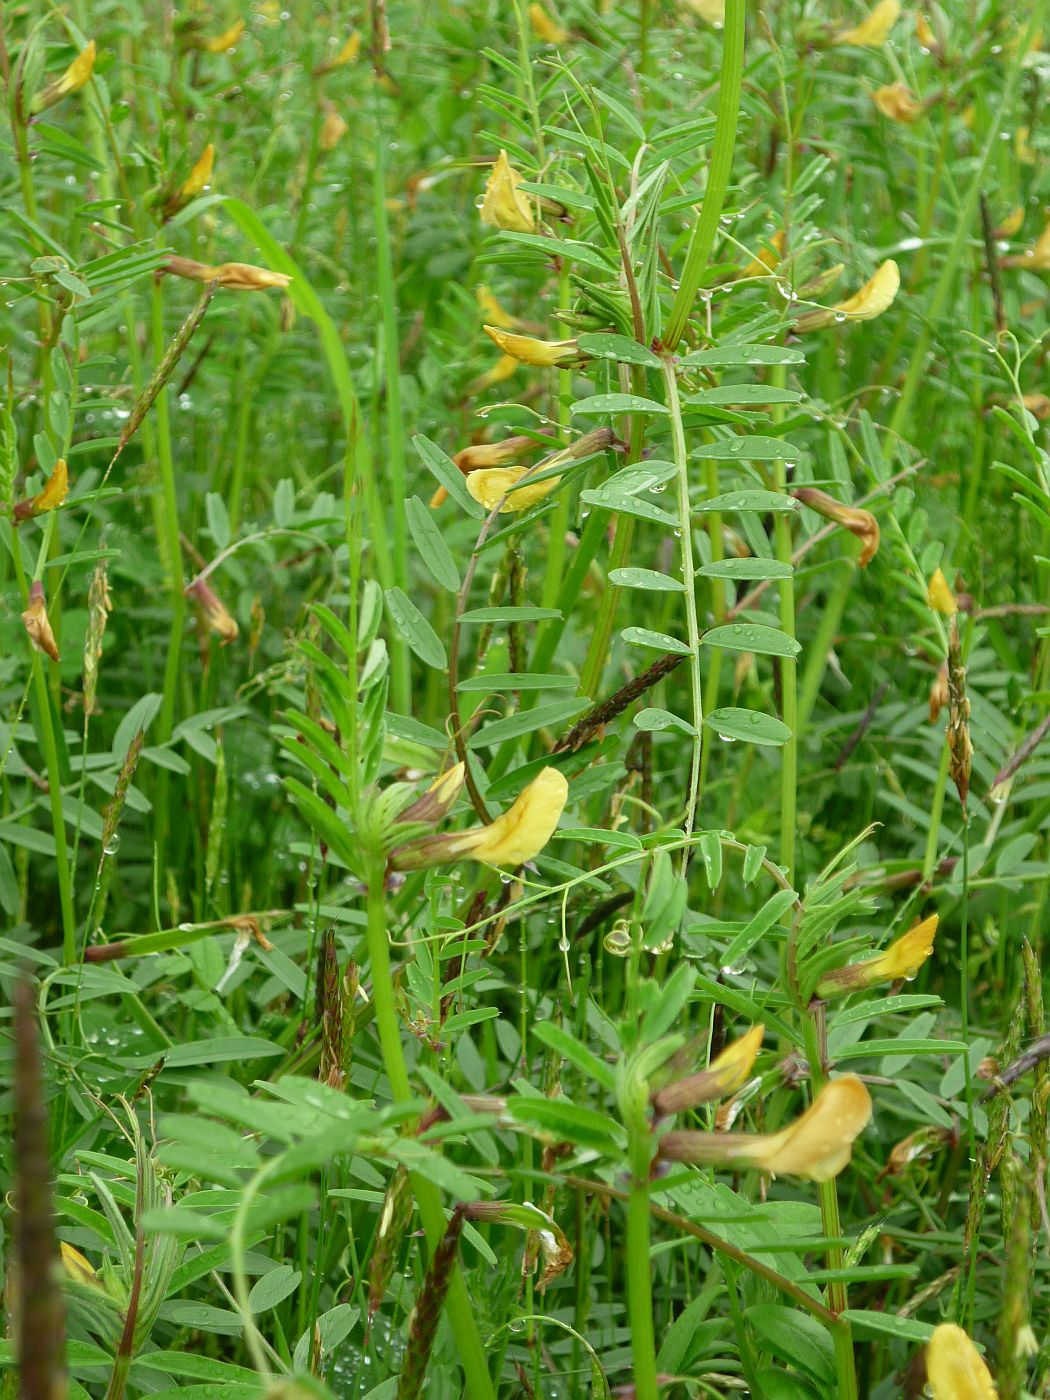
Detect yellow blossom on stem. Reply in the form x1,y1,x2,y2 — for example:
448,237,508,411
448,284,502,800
483,324,584,367
60,1243,102,1288
480,150,535,234
319,106,349,151
815,914,938,998
873,82,924,122
652,1026,764,1115
993,207,1024,239
792,487,881,566
793,259,900,331
832,0,900,45
21,581,60,662
683,0,727,24
181,144,215,199
14,457,68,523
201,20,245,53
467,353,520,394
659,1075,872,1182
529,2,569,42
31,40,97,113
741,230,785,278
467,465,556,513
391,767,568,871
165,256,291,291
927,567,957,616
315,32,362,73
926,1324,999,1399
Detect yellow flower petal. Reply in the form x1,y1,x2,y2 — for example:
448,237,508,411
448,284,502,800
466,465,560,513
659,1075,872,1182
529,2,569,42
204,20,245,53
320,108,349,151
31,40,97,112
927,567,957,615
482,324,582,367
454,767,568,866
476,285,521,329
833,0,901,45
873,82,923,122
794,259,900,332
181,144,215,199
468,354,520,393
741,230,785,278
652,1025,764,1114
1003,219,1050,270
816,914,938,998
927,1324,999,1400
994,206,1024,239
480,150,535,234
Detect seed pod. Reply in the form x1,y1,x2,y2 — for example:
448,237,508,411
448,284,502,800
946,618,973,810
367,1166,412,1321
396,1208,466,1400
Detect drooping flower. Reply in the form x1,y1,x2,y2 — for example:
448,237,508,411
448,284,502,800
529,2,569,42
873,82,923,122
793,259,900,331
815,914,938,999
391,767,568,871
926,1324,999,1399
927,567,957,616
791,487,880,566
13,457,68,523
832,0,901,45
652,1026,764,1115
164,256,291,291
315,32,362,74
430,436,540,507
479,150,535,234
482,325,585,368
915,11,939,50
21,581,60,662
659,1075,873,1182
186,577,239,644
31,40,97,113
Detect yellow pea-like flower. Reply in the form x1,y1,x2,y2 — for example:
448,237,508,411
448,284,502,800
794,259,900,331
659,1075,873,1182
873,82,923,122
392,767,569,871
529,2,569,42
683,0,726,23
816,914,938,998
483,324,583,367
792,487,881,566
31,40,97,113
926,1324,999,1399
21,581,60,663
14,457,68,522
165,256,291,291
476,285,521,329
181,144,215,199
832,0,901,45
480,150,535,234
1003,219,1050,270
466,465,559,513
652,1026,765,1115
927,567,957,616
741,230,785,278
203,20,245,53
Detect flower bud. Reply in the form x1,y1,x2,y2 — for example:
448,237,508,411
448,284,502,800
927,567,957,616
873,82,924,123
181,144,215,199
186,577,239,644
164,256,291,291
529,3,569,42
21,581,60,662
397,763,466,826
792,487,880,566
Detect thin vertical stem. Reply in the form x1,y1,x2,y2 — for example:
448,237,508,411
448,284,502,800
625,1123,659,1400
771,363,797,880
663,357,704,837
364,863,495,1400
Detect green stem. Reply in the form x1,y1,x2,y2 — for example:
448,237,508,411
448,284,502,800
772,365,797,880
625,1125,659,1400
364,864,495,1400
663,0,746,349
663,357,704,837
